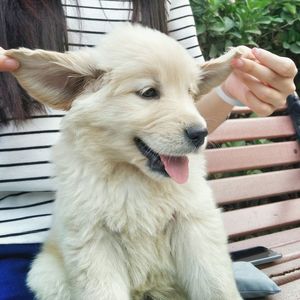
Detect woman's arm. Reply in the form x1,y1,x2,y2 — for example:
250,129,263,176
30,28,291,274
196,89,233,133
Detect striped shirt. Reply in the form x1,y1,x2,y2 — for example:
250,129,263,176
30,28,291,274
0,0,203,244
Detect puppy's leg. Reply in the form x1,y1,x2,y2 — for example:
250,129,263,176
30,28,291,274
64,229,130,300
171,212,242,300
27,241,70,300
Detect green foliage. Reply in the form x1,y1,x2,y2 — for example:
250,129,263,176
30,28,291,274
190,0,300,86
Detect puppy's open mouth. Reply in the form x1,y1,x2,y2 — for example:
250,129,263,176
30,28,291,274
134,138,189,184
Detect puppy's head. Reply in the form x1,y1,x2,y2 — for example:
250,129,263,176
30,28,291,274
5,24,242,184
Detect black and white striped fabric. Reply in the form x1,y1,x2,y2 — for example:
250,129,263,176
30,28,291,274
0,0,203,244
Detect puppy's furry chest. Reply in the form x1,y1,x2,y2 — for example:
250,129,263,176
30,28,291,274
90,166,190,234
116,217,177,291
97,175,187,289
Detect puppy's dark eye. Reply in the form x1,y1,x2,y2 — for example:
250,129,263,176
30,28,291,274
137,87,160,100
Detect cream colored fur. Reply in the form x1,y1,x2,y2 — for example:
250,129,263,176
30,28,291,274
5,24,243,300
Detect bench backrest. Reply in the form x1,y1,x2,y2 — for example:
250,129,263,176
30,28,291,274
205,107,300,244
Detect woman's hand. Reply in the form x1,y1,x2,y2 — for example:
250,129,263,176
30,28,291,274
0,48,19,72
223,47,298,116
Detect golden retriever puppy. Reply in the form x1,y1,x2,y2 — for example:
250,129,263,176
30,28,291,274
4,24,242,300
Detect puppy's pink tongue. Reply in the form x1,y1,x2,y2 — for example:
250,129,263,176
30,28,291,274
160,155,189,184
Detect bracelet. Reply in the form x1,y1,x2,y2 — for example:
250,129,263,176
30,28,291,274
215,86,244,107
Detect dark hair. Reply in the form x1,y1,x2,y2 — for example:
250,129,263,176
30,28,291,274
133,0,168,34
0,0,167,125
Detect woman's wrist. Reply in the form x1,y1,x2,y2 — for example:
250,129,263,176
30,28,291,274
197,88,234,133
215,85,244,107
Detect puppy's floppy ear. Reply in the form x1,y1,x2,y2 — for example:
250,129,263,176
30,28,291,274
197,47,244,97
4,48,103,110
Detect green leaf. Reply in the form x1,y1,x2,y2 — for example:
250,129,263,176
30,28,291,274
236,13,244,30
222,140,246,148
258,18,272,25
245,29,262,35
250,112,258,118
209,44,218,58
290,43,300,54
284,3,297,15
246,169,263,175
283,41,291,49
246,38,259,47
225,40,233,50
196,23,206,35
223,17,235,32
210,22,226,32
254,139,272,145
230,31,242,39
272,17,284,23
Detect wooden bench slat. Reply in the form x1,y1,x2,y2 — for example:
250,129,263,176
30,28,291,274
205,141,300,173
269,269,300,287
268,279,300,299
209,168,300,205
208,116,294,143
264,255,300,273
229,227,300,252
262,257,300,285
232,105,286,115
264,241,300,266
223,199,300,238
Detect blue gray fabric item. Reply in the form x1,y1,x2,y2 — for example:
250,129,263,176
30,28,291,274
0,243,41,300
233,261,281,299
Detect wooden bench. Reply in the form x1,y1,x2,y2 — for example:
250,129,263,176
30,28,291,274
205,96,300,300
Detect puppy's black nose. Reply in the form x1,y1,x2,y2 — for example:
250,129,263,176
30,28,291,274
185,125,208,148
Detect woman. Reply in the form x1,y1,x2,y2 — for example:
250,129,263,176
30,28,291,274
0,0,297,299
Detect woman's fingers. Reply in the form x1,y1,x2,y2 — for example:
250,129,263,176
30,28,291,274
0,52,19,72
234,70,286,108
231,57,296,95
224,47,297,116
252,48,298,78
245,90,275,117
223,72,278,116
